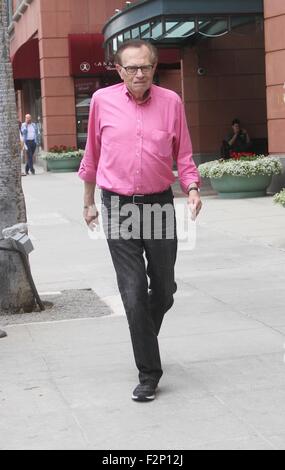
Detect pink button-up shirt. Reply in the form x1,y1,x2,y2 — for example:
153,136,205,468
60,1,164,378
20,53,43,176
78,83,201,195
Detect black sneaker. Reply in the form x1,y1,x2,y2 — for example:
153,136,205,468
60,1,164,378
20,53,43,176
0,329,7,339
132,383,157,402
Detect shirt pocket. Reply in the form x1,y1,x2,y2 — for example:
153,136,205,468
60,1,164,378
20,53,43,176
151,130,173,158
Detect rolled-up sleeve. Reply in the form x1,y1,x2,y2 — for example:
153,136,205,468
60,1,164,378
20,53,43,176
173,98,201,194
78,94,101,183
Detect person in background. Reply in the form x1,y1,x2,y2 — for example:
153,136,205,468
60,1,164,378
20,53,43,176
19,121,27,176
21,114,40,175
227,118,251,153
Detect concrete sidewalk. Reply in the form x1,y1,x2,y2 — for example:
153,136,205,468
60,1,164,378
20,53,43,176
1,167,285,450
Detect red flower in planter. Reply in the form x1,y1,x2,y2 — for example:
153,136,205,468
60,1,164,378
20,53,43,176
230,152,256,161
49,144,79,154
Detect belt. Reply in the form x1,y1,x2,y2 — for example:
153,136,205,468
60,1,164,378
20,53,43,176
102,188,173,205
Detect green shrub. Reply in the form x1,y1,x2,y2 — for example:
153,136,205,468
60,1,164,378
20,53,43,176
42,149,84,161
198,156,283,179
273,189,285,207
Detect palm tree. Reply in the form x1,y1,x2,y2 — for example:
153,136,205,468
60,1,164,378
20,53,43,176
0,0,35,313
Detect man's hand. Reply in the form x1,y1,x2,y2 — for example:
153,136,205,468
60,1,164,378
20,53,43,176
188,191,202,220
83,182,99,229
83,204,99,230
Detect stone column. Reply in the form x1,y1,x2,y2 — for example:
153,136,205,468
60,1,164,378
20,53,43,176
264,0,285,192
38,1,76,151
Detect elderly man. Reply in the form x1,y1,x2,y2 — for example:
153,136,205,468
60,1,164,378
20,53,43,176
79,40,202,402
21,114,40,175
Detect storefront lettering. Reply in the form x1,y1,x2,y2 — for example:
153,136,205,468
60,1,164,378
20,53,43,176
79,61,116,73
94,61,115,68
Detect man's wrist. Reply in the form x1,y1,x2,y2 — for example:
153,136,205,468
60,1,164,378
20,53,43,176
83,204,98,217
188,184,200,194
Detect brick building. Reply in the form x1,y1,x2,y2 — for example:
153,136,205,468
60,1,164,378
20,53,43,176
7,0,285,186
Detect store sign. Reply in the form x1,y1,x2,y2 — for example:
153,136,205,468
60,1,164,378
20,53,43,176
95,62,116,71
79,61,116,74
69,34,116,76
80,62,91,73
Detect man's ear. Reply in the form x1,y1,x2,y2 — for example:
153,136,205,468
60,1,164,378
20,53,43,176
115,64,124,80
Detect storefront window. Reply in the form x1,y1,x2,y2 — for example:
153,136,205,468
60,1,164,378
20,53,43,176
165,20,195,38
140,23,151,39
131,27,140,39
124,30,131,40
113,37,118,52
118,34,124,47
151,21,163,39
75,78,100,149
75,75,121,149
198,18,229,37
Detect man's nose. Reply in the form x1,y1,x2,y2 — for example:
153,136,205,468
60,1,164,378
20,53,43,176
135,68,144,78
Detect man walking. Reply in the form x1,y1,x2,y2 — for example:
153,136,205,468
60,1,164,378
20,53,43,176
79,40,202,402
21,114,39,175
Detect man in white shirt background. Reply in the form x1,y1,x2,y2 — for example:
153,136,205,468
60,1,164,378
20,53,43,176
21,114,40,175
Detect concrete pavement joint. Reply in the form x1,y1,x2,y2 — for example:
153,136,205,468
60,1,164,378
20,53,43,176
177,277,285,339
4,316,118,328
44,378,93,450
25,324,93,450
213,394,278,450
176,350,284,368
198,220,285,253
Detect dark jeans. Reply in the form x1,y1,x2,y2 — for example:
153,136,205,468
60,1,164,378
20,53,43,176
101,188,178,386
25,140,37,173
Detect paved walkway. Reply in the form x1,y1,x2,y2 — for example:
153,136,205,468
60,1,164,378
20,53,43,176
1,167,285,450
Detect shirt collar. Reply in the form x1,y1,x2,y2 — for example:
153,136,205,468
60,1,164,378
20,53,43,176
123,84,153,104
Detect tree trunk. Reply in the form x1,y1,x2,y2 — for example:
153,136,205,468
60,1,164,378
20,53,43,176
0,0,35,313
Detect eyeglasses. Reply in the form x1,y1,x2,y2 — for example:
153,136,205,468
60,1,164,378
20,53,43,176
120,65,154,75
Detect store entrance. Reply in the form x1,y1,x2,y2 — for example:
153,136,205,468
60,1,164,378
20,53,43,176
75,74,121,149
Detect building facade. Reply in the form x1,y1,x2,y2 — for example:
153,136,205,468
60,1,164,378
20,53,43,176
7,0,285,184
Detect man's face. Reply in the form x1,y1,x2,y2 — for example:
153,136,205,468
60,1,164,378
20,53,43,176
25,114,32,124
116,46,157,97
233,123,240,134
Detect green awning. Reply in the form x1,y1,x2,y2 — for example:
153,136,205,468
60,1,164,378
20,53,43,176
103,0,264,58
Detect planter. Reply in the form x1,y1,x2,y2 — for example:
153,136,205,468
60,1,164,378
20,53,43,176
198,156,283,199
46,157,81,173
210,174,272,199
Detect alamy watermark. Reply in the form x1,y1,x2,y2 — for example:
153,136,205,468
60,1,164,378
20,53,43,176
87,196,197,250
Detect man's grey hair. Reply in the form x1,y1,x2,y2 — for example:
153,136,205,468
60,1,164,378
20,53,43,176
114,40,158,65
